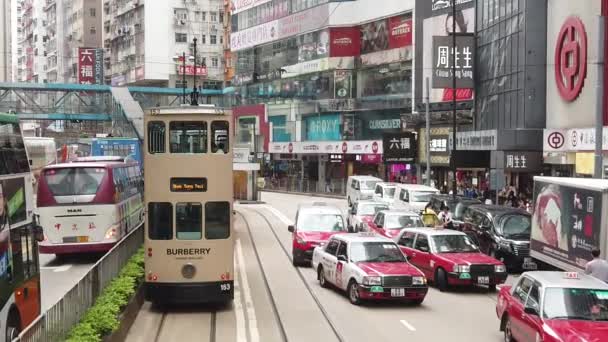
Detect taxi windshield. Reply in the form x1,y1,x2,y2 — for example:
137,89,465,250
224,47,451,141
410,191,436,203
297,213,345,232
384,214,422,230
543,288,608,321
358,203,389,216
499,214,531,238
432,235,479,253
360,180,379,190
350,242,406,263
384,187,396,198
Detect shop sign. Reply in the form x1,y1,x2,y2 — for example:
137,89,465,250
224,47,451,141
432,35,475,89
429,136,448,153
269,140,383,155
78,47,103,85
383,132,417,163
281,57,354,78
329,27,361,57
231,0,272,15
388,16,412,49
304,114,341,141
230,20,278,51
360,47,413,66
278,4,329,39
432,0,474,12
361,154,382,164
177,65,208,77
555,17,587,102
233,73,254,86
334,70,352,98
320,99,356,112
233,147,251,163
454,130,497,151
111,74,126,86
504,151,542,172
543,128,608,152
369,119,401,130
531,182,601,270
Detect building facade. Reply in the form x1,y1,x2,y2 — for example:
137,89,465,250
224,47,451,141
0,0,12,82
103,0,225,88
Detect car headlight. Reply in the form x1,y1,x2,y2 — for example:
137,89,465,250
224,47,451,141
412,276,426,285
362,276,382,285
296,237,306,245
495,264,506,273
453,264,470,273
498,239,512,252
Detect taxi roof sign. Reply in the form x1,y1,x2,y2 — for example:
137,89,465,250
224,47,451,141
564,272,580,279
358,232,377,237
312,202,327,206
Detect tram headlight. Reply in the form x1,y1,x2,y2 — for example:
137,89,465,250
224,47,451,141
182,263,197,279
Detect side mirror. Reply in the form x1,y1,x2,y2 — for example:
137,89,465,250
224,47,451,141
337,255,347,262
288,225,295,233
524,306,539,316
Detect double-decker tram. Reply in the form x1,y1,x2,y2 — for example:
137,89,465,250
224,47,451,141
0,113,43,341
144,105,234,304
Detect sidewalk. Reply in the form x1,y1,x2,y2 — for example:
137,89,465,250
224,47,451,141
260,189,345,200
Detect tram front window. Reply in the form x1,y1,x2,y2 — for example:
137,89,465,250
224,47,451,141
176,203,202,240
170,121,208,153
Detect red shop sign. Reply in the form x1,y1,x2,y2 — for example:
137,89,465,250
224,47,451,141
555,16,587,102
388,16,412,49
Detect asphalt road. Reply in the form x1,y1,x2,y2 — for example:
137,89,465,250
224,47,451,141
126,192,518,341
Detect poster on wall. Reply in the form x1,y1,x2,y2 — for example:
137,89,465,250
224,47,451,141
388,16,413,49
360,19,389,54
334,70,352,99
531,181,602,270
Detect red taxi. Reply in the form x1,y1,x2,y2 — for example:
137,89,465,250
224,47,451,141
363,210,423,238
394,227,507,291
288,203,348,266
312,233,428,305
497,271,608,342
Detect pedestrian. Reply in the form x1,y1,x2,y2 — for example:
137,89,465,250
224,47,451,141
437,206,454,230
585,249,608,283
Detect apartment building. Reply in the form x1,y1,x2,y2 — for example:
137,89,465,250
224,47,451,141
104,0,225,88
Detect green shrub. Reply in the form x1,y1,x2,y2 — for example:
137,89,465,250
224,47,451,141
66,248,144,342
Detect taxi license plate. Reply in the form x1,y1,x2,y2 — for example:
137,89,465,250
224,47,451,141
391,288,405,297
477,276,489,284
523,258,537,270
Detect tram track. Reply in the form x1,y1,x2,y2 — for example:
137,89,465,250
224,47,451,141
237,206,345,342
148,306,218,342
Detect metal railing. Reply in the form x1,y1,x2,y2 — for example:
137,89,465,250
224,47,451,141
263,177,347,196
15,226,144,342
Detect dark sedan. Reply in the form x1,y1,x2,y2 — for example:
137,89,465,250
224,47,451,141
427,195,481,230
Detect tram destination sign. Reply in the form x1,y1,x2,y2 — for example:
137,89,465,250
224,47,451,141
170,178,207,192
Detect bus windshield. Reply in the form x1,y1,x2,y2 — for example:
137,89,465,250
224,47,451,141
44,167,106,196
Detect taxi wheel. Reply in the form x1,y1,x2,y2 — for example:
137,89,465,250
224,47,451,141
503,316,514,342
436,268,448,292
318,267,329,288
348,280,361,305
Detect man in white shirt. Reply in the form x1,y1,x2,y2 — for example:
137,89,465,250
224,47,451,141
585,249,608,283
437,206,454,229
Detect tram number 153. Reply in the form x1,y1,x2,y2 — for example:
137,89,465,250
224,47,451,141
220,283,231,291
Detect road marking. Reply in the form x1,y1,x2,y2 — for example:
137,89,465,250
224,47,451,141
236,239,260,342
233,246,247,342
400,319,416,332
259,205,293,226
40,265,72,272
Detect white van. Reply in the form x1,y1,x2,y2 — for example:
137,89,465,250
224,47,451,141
392,184,440,212
372,182,398,205
346,175,382,206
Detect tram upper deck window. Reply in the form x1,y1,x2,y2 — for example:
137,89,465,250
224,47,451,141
170,121,208,153
205,202,230,239
176,203,202,240
148,202,173,240
147,121,166,154
211,121,229,154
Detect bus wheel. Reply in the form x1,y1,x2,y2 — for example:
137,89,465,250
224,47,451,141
6,311,20,342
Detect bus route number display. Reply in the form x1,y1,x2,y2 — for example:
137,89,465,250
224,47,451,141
170,178,207,192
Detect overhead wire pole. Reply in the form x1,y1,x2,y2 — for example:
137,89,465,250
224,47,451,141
182,52,186,104
451,0,457,199
191,37,199,106
425,77,431,186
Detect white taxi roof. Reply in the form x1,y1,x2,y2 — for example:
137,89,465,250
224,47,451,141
298,204,342,216
394,184,439,192
349,175,382,181
376,182,398,188
522,271,608,290
380,209,420,216
333,233,394,244
400,227,466,236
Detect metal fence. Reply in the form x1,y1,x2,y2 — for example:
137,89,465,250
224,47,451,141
264,177,347,197
15,226,144,342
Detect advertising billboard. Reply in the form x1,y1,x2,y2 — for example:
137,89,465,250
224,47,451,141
329,27,361,57
532,181,602,270
383,132,417,163
388,16,413,49
360,19,389,54
78,47,104,85
432,35,475,89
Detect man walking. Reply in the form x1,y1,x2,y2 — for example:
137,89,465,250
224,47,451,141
585,249,608,283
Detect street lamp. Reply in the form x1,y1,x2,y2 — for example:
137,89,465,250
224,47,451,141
451,0,457,199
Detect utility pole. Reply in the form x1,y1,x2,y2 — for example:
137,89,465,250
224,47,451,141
182,52,186,104
451,0,457,199
595,16,605,178
191,37,199,106
425,77,431,186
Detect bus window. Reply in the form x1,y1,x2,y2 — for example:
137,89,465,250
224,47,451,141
148,202,173,240
176,203,202,240
205,202,230,240
44,167,106,197
170,121,208,154
211,121,229,154
148,121,166,154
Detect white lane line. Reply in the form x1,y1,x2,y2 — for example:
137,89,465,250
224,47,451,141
236,239,260,342
259,205,293,226
400,319,416,332
233,246,247,342
40,265,72,272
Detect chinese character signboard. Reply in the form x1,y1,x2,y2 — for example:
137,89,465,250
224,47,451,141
78,47,103,85
177,65,208,77
432,35,475,89
429,136,449,153
383,132,417,163
504,151,542,172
